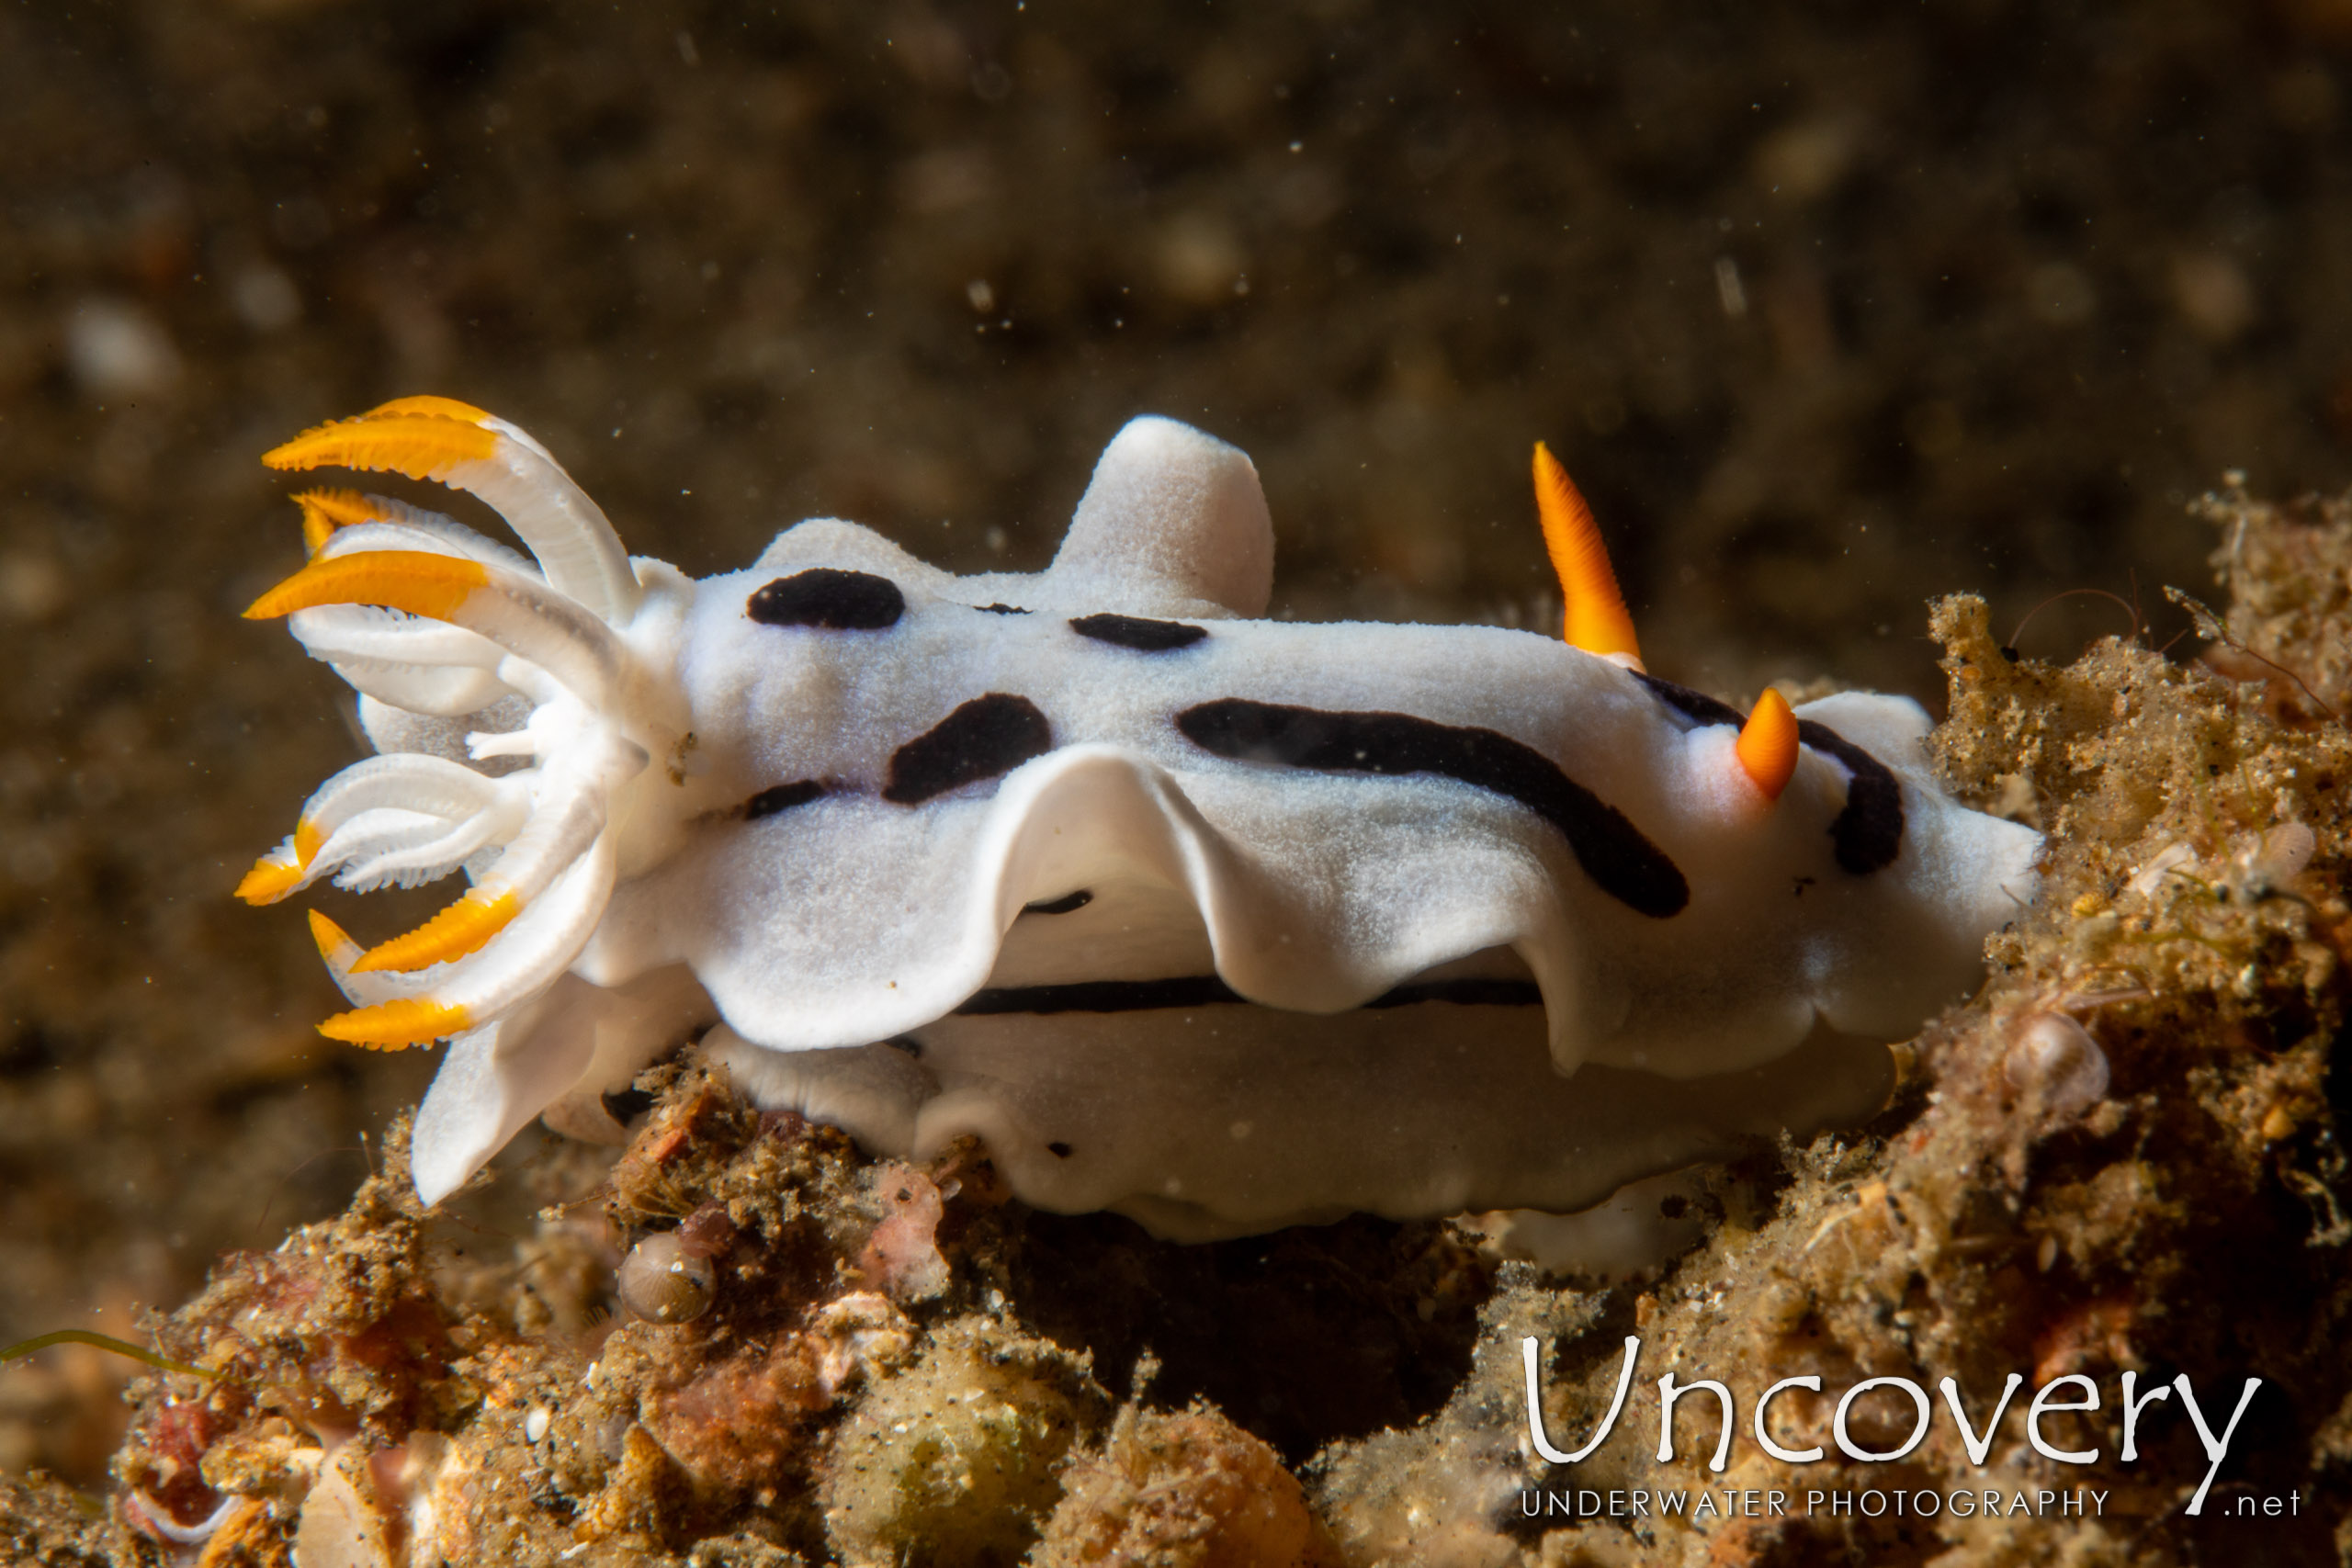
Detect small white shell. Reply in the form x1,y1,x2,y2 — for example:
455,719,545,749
2127,841,2197,898
2003,1013,2109,1116
293,1450,391,1568
617,1231,717,1324
2242,822,2316,894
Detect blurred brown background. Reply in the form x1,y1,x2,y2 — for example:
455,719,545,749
4,0,2350,1485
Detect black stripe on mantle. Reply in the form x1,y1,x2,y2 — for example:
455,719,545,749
1174,698,1689,918
1633,671,1905,875
1795,719,1905,874
741,780,825,820
954,975,1544,1016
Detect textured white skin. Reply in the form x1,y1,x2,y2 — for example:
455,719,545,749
261,414,2041,1232
703,1010,1897,1240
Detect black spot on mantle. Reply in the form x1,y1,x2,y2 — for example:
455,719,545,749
1174,699,1688,918
884,694,1053,805
1070,612,1208,651
1023,889,1094,916
741,780,825,820
746,568,905,629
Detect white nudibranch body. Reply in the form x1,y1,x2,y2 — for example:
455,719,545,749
241,398,2041,1239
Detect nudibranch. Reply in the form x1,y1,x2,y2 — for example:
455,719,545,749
239,398,2039,1239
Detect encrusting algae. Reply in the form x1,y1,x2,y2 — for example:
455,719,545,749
8,481,2352,1563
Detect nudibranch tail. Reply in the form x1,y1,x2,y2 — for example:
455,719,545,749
1736,688,1800,801
1532,441,1643,669
265,397,640,624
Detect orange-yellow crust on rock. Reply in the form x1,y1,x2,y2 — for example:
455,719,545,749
1532,441,1643,666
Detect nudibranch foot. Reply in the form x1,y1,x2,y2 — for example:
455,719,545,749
701,1003,1897,1244
241,401,2041,1230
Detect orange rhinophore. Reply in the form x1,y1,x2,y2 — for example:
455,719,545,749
1532,442,1643,668
1736,688,1800,802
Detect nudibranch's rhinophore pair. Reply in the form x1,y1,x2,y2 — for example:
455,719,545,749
240,398,2040,1239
